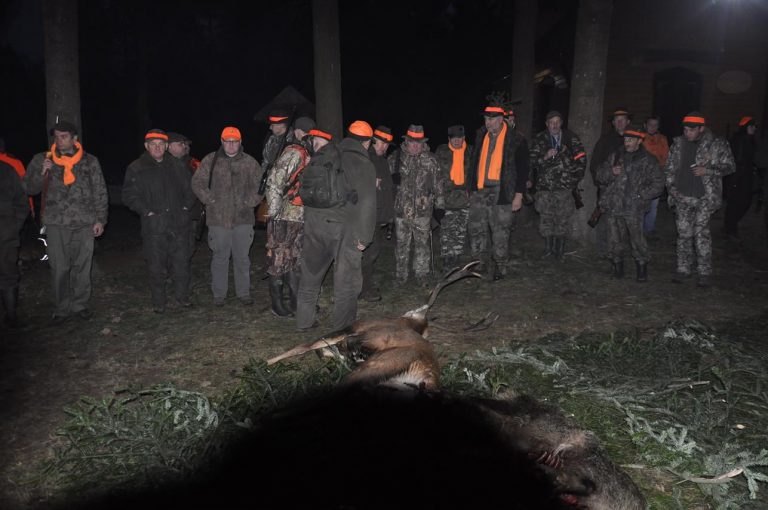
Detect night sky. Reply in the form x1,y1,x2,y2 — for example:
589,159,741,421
0,0,576,184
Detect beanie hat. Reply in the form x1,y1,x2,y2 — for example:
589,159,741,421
221,126,242,141
348,120,373,140
294,116,316,133
167,132,188,144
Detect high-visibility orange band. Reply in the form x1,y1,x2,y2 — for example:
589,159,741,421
613,110,629,116
374,130,393,142
269,116,289,123
683,116,705,125
145,132,169,141
406,130,425,139
308,129,332,140
573,152,586,160
484,106,506,114
624,130,645,138
739,116,753,127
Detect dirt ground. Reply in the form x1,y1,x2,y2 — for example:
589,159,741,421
1,200,768,508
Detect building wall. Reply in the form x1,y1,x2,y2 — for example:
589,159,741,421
600,0,766,138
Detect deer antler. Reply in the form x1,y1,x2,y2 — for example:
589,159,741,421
424,261,482,311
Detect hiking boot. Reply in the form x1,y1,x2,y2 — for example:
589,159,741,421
213,297,226,306
239,296,254,306
696,274,711,288
285,271,299,312
611,259,624,279
176,297,192,308
269,276,293,317
635,261,648,282
555,237,567,261
415,277,432,289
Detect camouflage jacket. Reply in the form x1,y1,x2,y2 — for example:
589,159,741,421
261,131,296,169
389,143,445,218
665,128,735,210
25,150,108,229
529,129,586,191
266,144,309,223
435,143,472,210
191,148,263,229
596,146,664,216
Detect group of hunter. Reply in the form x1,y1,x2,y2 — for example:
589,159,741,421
0,103,737,330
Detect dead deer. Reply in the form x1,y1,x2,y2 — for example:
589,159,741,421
266,262,482,390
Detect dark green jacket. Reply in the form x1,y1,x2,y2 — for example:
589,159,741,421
596,146,664,216
529,129,586,191
122,152,197,235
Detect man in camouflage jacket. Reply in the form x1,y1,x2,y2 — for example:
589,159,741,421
529,111,586,260
0,159,28,327
264,116,314,317
434,125,472,271
596,125,664,282
388,125,445,285
665,113,735,287
192,127,262,306
25,121,108,322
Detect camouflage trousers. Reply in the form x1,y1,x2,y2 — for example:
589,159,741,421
534,190,574,237
468,188,514,273
673,196,715,276
266,219,304,277
440,208,469,258
605,214,649,263
395,215,432,281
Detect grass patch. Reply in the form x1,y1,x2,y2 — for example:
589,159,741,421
30,320,768,509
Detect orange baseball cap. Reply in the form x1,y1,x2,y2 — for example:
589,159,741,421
221,126,242,141
348,120,373,139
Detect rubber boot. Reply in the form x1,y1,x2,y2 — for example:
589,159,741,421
635,261,648,282
1,287,19,328
611,259,625,279
269,277,293,317
285,271,300,313
541,237,554,259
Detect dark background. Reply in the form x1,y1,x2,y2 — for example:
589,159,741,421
0,0,577,184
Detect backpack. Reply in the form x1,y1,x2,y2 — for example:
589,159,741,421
298,145,357,208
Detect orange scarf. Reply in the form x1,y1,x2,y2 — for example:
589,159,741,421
477,122,507,189
50,141,83,186
448,141,467,185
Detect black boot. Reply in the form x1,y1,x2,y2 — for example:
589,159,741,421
2,287,19,328
285,271,300,313
541,237,554,259
611,259,625,279
442,255,457,274
636,261,648,282
269,277,293,317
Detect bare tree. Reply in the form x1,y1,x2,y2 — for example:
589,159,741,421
568,0,613,243
42,0,82,140
511,0,538,138
312,0,343,139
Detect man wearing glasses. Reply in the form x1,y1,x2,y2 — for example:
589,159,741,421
192,127,263,306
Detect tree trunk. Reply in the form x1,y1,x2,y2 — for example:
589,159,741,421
568,0,613,243
511,0,537,138
312,0,343,139
42,0,82,141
